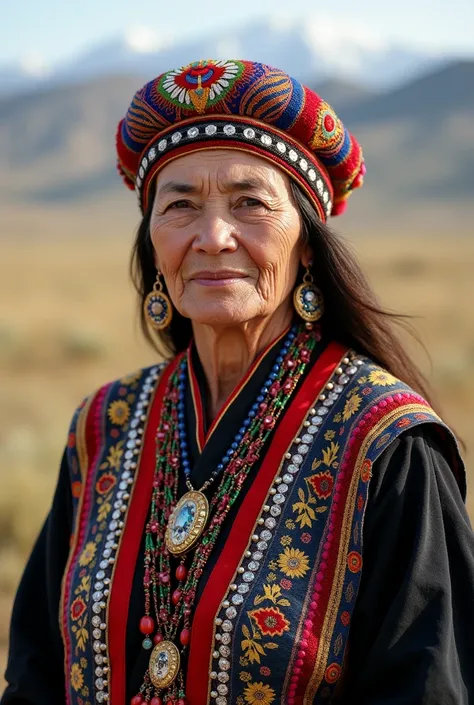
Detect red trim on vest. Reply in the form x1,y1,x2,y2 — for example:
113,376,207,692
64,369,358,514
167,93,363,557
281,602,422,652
108,359,179,703
186,341,347,704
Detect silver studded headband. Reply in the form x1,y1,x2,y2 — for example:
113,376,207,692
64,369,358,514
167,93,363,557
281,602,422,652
135,118,334,220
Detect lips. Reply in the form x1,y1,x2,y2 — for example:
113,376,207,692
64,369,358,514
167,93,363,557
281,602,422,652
189,270,247,281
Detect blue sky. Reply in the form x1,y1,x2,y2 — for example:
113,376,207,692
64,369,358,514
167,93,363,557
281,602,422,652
2,0,473,68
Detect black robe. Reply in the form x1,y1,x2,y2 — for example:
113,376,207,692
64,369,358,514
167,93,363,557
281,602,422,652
2,343,474,704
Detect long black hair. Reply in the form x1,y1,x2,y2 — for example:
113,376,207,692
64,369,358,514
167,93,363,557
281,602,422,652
130,181,437,409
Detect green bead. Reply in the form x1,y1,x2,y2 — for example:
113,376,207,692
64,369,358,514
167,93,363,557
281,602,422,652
142,637,153,650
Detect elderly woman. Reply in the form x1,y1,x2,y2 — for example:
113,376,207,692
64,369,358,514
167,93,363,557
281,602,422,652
2,59,474,705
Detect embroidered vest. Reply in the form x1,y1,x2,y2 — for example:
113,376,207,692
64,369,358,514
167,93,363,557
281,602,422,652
60,344,462,705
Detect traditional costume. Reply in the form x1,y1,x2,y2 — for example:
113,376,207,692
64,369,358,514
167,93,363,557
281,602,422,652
2,60,473,705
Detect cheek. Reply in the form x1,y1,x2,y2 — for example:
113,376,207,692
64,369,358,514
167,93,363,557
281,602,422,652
245,217,301,281
150,224,189,287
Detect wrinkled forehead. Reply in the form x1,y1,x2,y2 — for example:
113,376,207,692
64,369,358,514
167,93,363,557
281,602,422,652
154,148,291,197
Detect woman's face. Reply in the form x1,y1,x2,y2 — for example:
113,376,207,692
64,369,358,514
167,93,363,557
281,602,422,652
149,149,311,327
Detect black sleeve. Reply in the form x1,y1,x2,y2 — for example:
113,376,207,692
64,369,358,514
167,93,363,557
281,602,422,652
337,427,474,705
1,449,73,705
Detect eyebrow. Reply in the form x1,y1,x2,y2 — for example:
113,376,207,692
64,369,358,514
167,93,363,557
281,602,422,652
157,177,277,198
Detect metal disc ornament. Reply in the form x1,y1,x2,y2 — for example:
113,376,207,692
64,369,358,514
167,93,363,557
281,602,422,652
149,640,181,688
165,490,209,555
144,288,173,330
293,281,324,322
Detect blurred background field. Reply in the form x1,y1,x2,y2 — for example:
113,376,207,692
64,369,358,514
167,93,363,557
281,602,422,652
1,0,474,691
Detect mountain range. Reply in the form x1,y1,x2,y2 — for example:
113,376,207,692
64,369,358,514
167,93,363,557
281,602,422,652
0,18,460,97
0,52,473,236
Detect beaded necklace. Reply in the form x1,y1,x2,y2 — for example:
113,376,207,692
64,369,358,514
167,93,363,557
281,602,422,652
132,323,318,705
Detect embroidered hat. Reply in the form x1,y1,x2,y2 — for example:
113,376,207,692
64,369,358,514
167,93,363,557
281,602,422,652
116,59,366,221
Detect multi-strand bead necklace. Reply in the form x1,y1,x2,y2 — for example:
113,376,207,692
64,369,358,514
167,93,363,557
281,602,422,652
131,323,318,705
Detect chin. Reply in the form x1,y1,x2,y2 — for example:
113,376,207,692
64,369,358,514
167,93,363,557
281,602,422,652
183,302,258,327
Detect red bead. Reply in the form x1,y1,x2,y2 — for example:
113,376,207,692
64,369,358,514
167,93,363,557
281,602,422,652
218,494,230,511
283,380,293,393
153,632,163,645
269,382,281,397
131,696,143,705
300,349,310,362
172,589,182,606
139,615,154,635
178,699,187,705
176,564,188,582
151,698,163,705
285,359,295,370
263,416,274,429
180,628,191,646
259,402,268,412
159,572,170,584
165,473,175,487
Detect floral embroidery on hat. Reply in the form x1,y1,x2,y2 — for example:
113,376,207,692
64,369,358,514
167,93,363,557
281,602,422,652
159,60,244,113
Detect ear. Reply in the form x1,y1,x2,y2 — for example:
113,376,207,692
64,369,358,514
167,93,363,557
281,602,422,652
300,244,314,269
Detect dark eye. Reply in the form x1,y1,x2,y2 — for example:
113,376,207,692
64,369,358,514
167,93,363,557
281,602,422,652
167,200,192,210
238,197,266,209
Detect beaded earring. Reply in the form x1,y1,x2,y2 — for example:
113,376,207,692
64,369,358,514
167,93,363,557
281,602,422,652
293,264,324,323
143,271,173,330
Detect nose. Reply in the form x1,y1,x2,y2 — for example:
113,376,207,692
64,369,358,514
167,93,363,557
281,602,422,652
191,213,238,254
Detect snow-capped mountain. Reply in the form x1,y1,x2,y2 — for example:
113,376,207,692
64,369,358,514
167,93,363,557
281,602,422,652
0,17,449,97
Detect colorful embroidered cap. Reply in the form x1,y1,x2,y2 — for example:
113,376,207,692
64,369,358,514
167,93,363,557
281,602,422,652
116,59,366,221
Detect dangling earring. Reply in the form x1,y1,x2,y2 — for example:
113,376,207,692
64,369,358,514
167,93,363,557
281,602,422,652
293,264,324,323
143,270,173,330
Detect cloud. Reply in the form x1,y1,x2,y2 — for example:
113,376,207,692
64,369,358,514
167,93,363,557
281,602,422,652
124,26,174,54
303,16,390,74
19,52,51,77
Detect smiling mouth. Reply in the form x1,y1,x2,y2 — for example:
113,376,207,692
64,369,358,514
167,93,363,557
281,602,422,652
189,271,248,286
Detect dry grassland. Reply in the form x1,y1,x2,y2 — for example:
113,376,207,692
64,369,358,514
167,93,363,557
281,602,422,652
1,233,473,684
